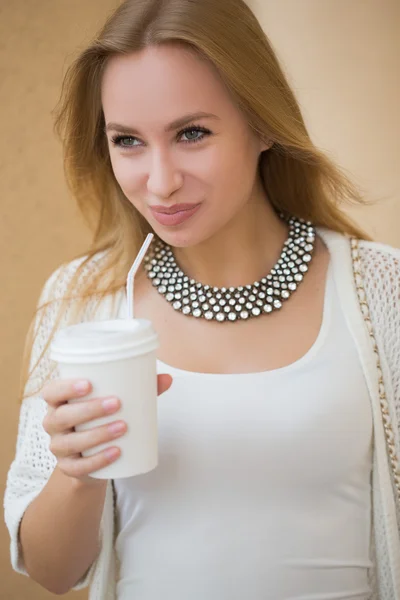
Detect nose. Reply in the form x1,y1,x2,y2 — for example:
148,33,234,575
147,151,183,199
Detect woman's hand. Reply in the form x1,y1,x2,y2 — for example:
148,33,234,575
41,374,172,484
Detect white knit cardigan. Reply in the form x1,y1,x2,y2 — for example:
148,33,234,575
4,228,400,599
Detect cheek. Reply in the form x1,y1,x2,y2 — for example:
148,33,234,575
110,155,143,198
194,143,243,192
206,139,258,199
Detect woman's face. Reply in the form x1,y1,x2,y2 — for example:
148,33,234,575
102,44,268,248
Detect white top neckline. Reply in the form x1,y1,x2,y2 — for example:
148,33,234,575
156,260,333,379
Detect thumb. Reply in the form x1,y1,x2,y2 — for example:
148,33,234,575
157,373,173,396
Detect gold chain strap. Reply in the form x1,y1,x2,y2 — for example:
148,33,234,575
350,237,400,505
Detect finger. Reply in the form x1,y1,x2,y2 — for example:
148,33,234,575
58,446,122,479
50,420,127,458
41,378,92,408
44,375,171,436
43,375,170,407
157,374,173,395
43,396,121,435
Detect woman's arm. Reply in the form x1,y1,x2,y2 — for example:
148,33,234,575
4,259,104,592
19,466,107,594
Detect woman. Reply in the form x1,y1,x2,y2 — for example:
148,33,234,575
4,0,400,598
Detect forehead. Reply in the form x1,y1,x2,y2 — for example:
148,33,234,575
101,44,237,126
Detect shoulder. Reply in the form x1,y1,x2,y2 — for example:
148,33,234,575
319,227,400,264
357,239,400,284
39,250,108,305
318,227,400,303
358,239,400,262
319,226,400,278
355,240,400,322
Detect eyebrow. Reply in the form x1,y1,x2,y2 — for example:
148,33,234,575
104,112,220,135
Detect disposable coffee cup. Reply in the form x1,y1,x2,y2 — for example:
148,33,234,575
50,318,159,479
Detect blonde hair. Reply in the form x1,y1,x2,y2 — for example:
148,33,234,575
20,0,370,400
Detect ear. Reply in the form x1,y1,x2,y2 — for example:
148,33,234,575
259,139,273,152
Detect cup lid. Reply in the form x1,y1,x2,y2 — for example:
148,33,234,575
50,318,158,363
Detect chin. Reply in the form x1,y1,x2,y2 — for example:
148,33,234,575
148,216,211,250
153,229,200,249
151,221,215,249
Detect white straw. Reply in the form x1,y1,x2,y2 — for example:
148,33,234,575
126,233,154,319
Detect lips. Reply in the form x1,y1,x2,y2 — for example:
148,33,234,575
150,203,199,214
149,203,201,226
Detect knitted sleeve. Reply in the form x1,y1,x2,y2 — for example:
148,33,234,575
3,256,103,590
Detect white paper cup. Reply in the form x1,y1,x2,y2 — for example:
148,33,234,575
50,319,159,479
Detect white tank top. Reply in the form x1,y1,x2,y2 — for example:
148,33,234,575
115,262,373,599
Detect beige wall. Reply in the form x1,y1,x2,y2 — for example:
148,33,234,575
253,0,400,243
1,1,398,598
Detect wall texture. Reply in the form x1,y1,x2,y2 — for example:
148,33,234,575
1,1,398,598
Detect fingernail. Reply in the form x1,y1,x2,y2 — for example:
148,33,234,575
102,397,119,412
105,447,120,460
73,380,90,394
108,421,126,435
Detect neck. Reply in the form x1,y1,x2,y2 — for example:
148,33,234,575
173,186,289,288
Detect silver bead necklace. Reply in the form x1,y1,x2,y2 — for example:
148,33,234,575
144,215,316,322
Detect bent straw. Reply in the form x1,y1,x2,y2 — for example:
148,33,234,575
126,233,154,319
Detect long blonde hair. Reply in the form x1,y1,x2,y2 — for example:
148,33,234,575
20,0,370,400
